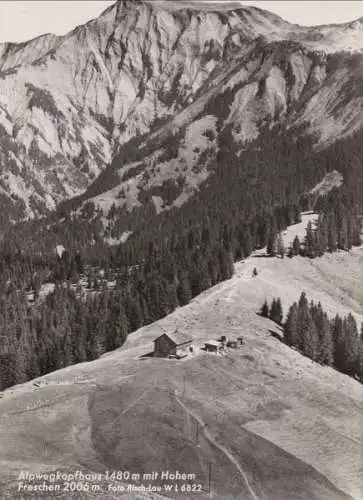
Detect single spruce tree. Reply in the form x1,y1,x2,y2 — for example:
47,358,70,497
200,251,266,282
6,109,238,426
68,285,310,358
284,302,298,346
292,235,301,256
267,231,277,257
304,314,319,362
342,313,359,376
276,233,285,259
318,312,334,366
327,215,338,252
331,314,345,370
260,300,269,318
296,292,310,351
304,221,316,258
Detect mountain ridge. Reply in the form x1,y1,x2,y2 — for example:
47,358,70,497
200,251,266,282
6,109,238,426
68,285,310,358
0,0,363,222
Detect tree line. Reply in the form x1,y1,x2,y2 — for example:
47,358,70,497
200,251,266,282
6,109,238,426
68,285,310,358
261,294,363,381
266,191,362,259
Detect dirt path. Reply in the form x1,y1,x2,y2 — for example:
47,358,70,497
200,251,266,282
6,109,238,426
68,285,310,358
195,275,237,307
174,390,259,500
120,389,150,416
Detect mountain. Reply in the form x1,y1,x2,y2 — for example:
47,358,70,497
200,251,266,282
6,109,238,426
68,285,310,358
0,215,362,500
0,6,362,497
1,0,363,221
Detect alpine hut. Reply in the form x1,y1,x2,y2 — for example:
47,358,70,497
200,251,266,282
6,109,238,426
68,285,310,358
153,330,192,358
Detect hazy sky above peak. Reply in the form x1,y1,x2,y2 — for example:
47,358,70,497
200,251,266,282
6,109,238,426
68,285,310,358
0,1,363,44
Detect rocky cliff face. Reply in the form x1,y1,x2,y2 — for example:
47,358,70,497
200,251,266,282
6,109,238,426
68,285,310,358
0,0,363,220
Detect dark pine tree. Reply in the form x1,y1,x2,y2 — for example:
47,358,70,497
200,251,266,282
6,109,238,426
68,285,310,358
303,221,316,258
284,302,298,346
260,300,269,318
270,298,283,325
267,231,277,257
331,314,345,370
341,313,359,376
177,272,192,306
296,292,310,351
304,314,319,362
318,312,334,366
293,235,301,256
276,233,285,259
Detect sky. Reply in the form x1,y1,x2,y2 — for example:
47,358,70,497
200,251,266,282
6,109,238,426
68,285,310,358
0,1,363,44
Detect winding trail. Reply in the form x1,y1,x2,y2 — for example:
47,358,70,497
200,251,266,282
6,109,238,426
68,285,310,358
174,390,259,500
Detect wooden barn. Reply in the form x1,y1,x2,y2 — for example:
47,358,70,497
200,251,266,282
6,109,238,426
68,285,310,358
153,330,192,358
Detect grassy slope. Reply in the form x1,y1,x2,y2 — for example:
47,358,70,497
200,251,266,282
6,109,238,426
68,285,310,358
0,215,362,499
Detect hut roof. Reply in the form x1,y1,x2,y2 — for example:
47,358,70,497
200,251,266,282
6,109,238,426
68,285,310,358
205,340,220,347
153,330,192,346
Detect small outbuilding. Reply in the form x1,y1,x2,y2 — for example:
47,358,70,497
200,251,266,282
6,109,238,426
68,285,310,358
153,330,192,358
204,340,221,353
